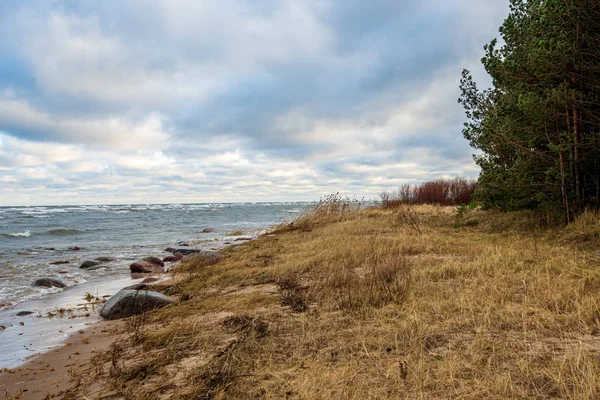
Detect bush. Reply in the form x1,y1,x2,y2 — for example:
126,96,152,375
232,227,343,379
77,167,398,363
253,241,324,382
381,178,477,208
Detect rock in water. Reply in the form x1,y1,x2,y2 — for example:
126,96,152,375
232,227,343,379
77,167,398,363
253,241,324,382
80,260,102,269
95,257,116,262
163,253,183,262
202,228,215,233
49,261,70,265
31,278,66,288
142,256,164,267
99,290,174,320
130,257,164,273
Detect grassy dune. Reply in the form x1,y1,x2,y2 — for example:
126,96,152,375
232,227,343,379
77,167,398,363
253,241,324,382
71,204,600,399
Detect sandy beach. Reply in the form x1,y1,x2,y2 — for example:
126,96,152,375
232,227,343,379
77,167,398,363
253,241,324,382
0,321,118,400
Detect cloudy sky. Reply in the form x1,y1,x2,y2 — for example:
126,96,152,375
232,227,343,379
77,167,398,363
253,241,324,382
0,1,508,206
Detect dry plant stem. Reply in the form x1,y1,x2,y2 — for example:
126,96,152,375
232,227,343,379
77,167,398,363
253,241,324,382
61,203,600,399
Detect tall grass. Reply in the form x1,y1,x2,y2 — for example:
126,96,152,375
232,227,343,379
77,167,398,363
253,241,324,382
381,178,477,208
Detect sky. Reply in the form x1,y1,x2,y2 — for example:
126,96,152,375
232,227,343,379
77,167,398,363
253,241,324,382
0,0,508,206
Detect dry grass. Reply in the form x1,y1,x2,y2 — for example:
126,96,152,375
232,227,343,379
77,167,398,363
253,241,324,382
69,203,600,399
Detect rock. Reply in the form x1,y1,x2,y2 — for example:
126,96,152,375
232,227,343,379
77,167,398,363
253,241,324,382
130,257,164,273
49,261,70,265
143,257,164,267
31,278,66,288
45,248,56,251
165,247,223,259
141,277,160,284
95,257,116,262
234,237,252,242
163,253,183,263
58,270,70,274
68,246,81,251
16,311,34,316
99,290,174,320
80,260,102,269
202,228,215,233
17,252,30,256
122,283,148,291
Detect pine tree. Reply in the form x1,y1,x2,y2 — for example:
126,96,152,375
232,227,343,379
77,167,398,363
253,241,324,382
460,0,600,218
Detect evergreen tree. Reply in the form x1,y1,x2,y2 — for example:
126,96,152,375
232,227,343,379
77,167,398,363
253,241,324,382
460,0,600,218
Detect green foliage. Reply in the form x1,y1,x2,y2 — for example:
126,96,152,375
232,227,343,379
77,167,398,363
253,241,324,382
460,0,600,219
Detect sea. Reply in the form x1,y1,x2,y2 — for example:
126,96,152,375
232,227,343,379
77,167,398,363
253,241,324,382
0,202,308,368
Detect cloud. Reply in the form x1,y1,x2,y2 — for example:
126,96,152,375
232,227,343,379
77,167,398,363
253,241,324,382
0,0,508,205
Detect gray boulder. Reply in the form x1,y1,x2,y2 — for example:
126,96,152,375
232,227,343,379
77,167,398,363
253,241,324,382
31,278,66,288
99,290,174,320
80,260,102,269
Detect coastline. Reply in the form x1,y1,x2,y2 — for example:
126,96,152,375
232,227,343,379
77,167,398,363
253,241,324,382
0,320,119,400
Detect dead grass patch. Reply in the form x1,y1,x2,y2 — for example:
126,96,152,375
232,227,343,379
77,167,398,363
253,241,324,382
64,203,600,399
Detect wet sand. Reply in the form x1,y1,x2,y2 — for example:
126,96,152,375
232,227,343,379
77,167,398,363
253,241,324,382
0,276,145,370
0,321,118,400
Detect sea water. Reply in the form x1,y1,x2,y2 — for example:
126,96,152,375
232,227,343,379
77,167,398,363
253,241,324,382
0,202,307,308
0,202,308,368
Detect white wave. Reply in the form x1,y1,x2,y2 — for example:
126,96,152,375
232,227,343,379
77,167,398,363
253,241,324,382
7,230,31,237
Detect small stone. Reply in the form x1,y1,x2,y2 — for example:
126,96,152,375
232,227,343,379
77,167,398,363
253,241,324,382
80,260,102,269
16,311,34,316
49,261,70,265
31,278,66,288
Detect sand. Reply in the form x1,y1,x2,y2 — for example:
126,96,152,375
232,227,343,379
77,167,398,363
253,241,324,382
0,321,118,400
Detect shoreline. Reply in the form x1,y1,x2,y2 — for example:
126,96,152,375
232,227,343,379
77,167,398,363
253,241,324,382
0,319,120,399
0,274,149,370
0,237,254,370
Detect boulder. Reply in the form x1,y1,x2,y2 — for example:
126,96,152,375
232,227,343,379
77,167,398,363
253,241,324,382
68,246,81,251
99,290,174,320
31,278,66,288
202,228,215,233
95,257,116,262
143,256,164,267
130,257,164,273
49,261,70,265
163,253,183,263
80,260,102,269
45,248,56,251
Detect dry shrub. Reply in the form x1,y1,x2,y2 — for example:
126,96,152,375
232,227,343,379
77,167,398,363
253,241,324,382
276,274,309,312
223,315,269,339
327,254,412,312
394,205,423,234
272,193,363,233
381,177,477,208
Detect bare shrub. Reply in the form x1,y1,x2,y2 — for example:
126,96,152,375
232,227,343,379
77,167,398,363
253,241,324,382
395,206,423,235
276,274,309,312
381,178,478,208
